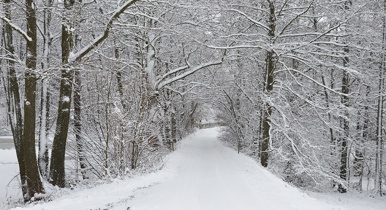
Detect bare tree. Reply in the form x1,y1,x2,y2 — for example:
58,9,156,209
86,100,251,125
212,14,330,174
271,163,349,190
50,0,140,187
1,0,26,198
1,0,45,201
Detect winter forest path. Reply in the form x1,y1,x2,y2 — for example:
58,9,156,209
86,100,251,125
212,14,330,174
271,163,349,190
10,128,341,210
114,127,339,210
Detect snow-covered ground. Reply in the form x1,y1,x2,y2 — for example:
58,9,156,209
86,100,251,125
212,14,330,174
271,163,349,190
0,147,21,205
1,128,386,210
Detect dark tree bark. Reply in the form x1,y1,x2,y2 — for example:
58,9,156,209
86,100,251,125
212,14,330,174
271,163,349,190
23,0,45,200
2,0,27,198
260,0,276,167
375,0,386,196
115,47,127,112
50,0,75,187
338,60,349,193
171,107,177,151
338,0,352,194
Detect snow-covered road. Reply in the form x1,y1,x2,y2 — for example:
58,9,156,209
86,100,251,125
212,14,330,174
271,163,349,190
9,128,346,210
114,128,337,210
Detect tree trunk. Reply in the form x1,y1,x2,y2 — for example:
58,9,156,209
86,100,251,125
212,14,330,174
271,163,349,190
171,109,177,151
321,73,336,153
38,79,49,179
260,0,276,167
74,67,89,180
354,86,370,191
260,51,274,167
50,0,75,187
38,0,53,180
115,47,127,112
23,0,45,200
375,0,386,196
338,65,349,193
114,45,126,175
338,0,352,194
163,107,171,149
73,2,88,179
2,0,27,198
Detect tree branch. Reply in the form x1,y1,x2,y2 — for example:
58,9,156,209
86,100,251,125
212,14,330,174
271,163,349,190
155,60,223,91
0,16,32,42
69,0,140,63
154,65,189,90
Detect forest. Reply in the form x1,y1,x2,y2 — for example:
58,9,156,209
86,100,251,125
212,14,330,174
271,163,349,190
0,0,385,203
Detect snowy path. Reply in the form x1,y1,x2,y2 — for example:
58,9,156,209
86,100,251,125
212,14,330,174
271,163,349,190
113,128,338,210
9,128,343,210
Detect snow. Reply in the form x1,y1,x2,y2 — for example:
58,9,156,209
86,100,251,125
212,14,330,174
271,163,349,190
2,128,386,210
114,128,337,210
307,191,386,210
0,148,20,204
61,96,70,103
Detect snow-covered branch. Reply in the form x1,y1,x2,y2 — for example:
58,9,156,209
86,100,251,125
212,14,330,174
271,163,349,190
69,0,139,63
164,82,211,96
0,16,32,42
155,60,223,91
225,8,270,31
154,65,189,89
276,0,314,39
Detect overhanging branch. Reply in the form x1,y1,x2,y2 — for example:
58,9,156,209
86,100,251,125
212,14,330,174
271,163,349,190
155,60,223,91
69,0,140,63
